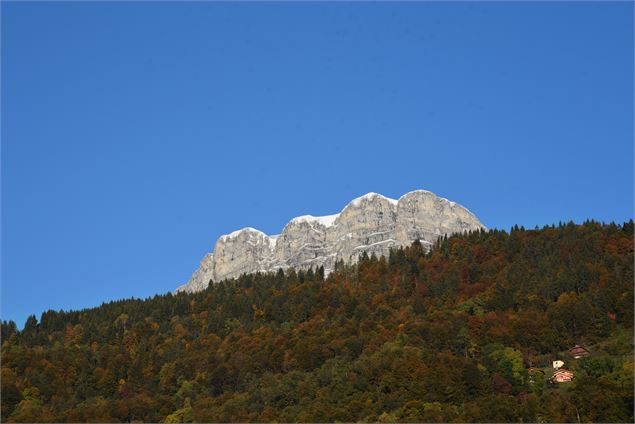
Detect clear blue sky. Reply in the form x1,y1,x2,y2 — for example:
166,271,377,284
2,1,633,327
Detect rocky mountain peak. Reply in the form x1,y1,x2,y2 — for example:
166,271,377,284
175,190,485,293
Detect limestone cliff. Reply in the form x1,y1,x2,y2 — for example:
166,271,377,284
175,190,485,293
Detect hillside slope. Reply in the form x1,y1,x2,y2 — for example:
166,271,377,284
1,221,633,422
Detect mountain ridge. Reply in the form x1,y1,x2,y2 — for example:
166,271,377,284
176,189,485,293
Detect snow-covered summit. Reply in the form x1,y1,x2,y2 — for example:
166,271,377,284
175,189,485,293
219,227,267,242
349,192,399,208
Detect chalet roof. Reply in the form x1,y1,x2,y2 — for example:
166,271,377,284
569,345,590,355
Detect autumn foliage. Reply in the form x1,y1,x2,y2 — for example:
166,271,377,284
1,220,633,422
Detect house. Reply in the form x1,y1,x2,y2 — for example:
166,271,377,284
569,345,589,359
552,369,574,383
552,360,564,370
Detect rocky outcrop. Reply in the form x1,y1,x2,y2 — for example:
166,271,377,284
181,252,215,293
175,190,485,293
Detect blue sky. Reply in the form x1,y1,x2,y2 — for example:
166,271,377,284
2,1,633,327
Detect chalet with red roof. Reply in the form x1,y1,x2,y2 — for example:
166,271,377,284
551,369,575,383
569,345,589,359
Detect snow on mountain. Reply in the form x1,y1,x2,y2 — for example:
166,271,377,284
289,214,340,227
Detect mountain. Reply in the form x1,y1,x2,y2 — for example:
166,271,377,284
176,190,485,293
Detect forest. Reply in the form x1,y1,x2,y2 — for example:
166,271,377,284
1,220,633,422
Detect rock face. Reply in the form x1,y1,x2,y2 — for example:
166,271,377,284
175,190,485,293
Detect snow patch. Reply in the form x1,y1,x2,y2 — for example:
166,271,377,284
417,239,433,245
290,214,339,227
267,235,279,250
349,192,398,208
353,239,396,250
220,227,267,241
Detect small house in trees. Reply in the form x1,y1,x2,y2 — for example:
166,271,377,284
569,345,589,359
551,369,575,383
552,360,564,370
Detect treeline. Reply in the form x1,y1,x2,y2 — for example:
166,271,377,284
1,220,633,422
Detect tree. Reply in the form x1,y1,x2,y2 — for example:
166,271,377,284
1,368,22,420
492,373,512,395
1,320,17,341
20,315,38,344
486,346,526,391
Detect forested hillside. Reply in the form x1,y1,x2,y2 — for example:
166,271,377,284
1,221,633,422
